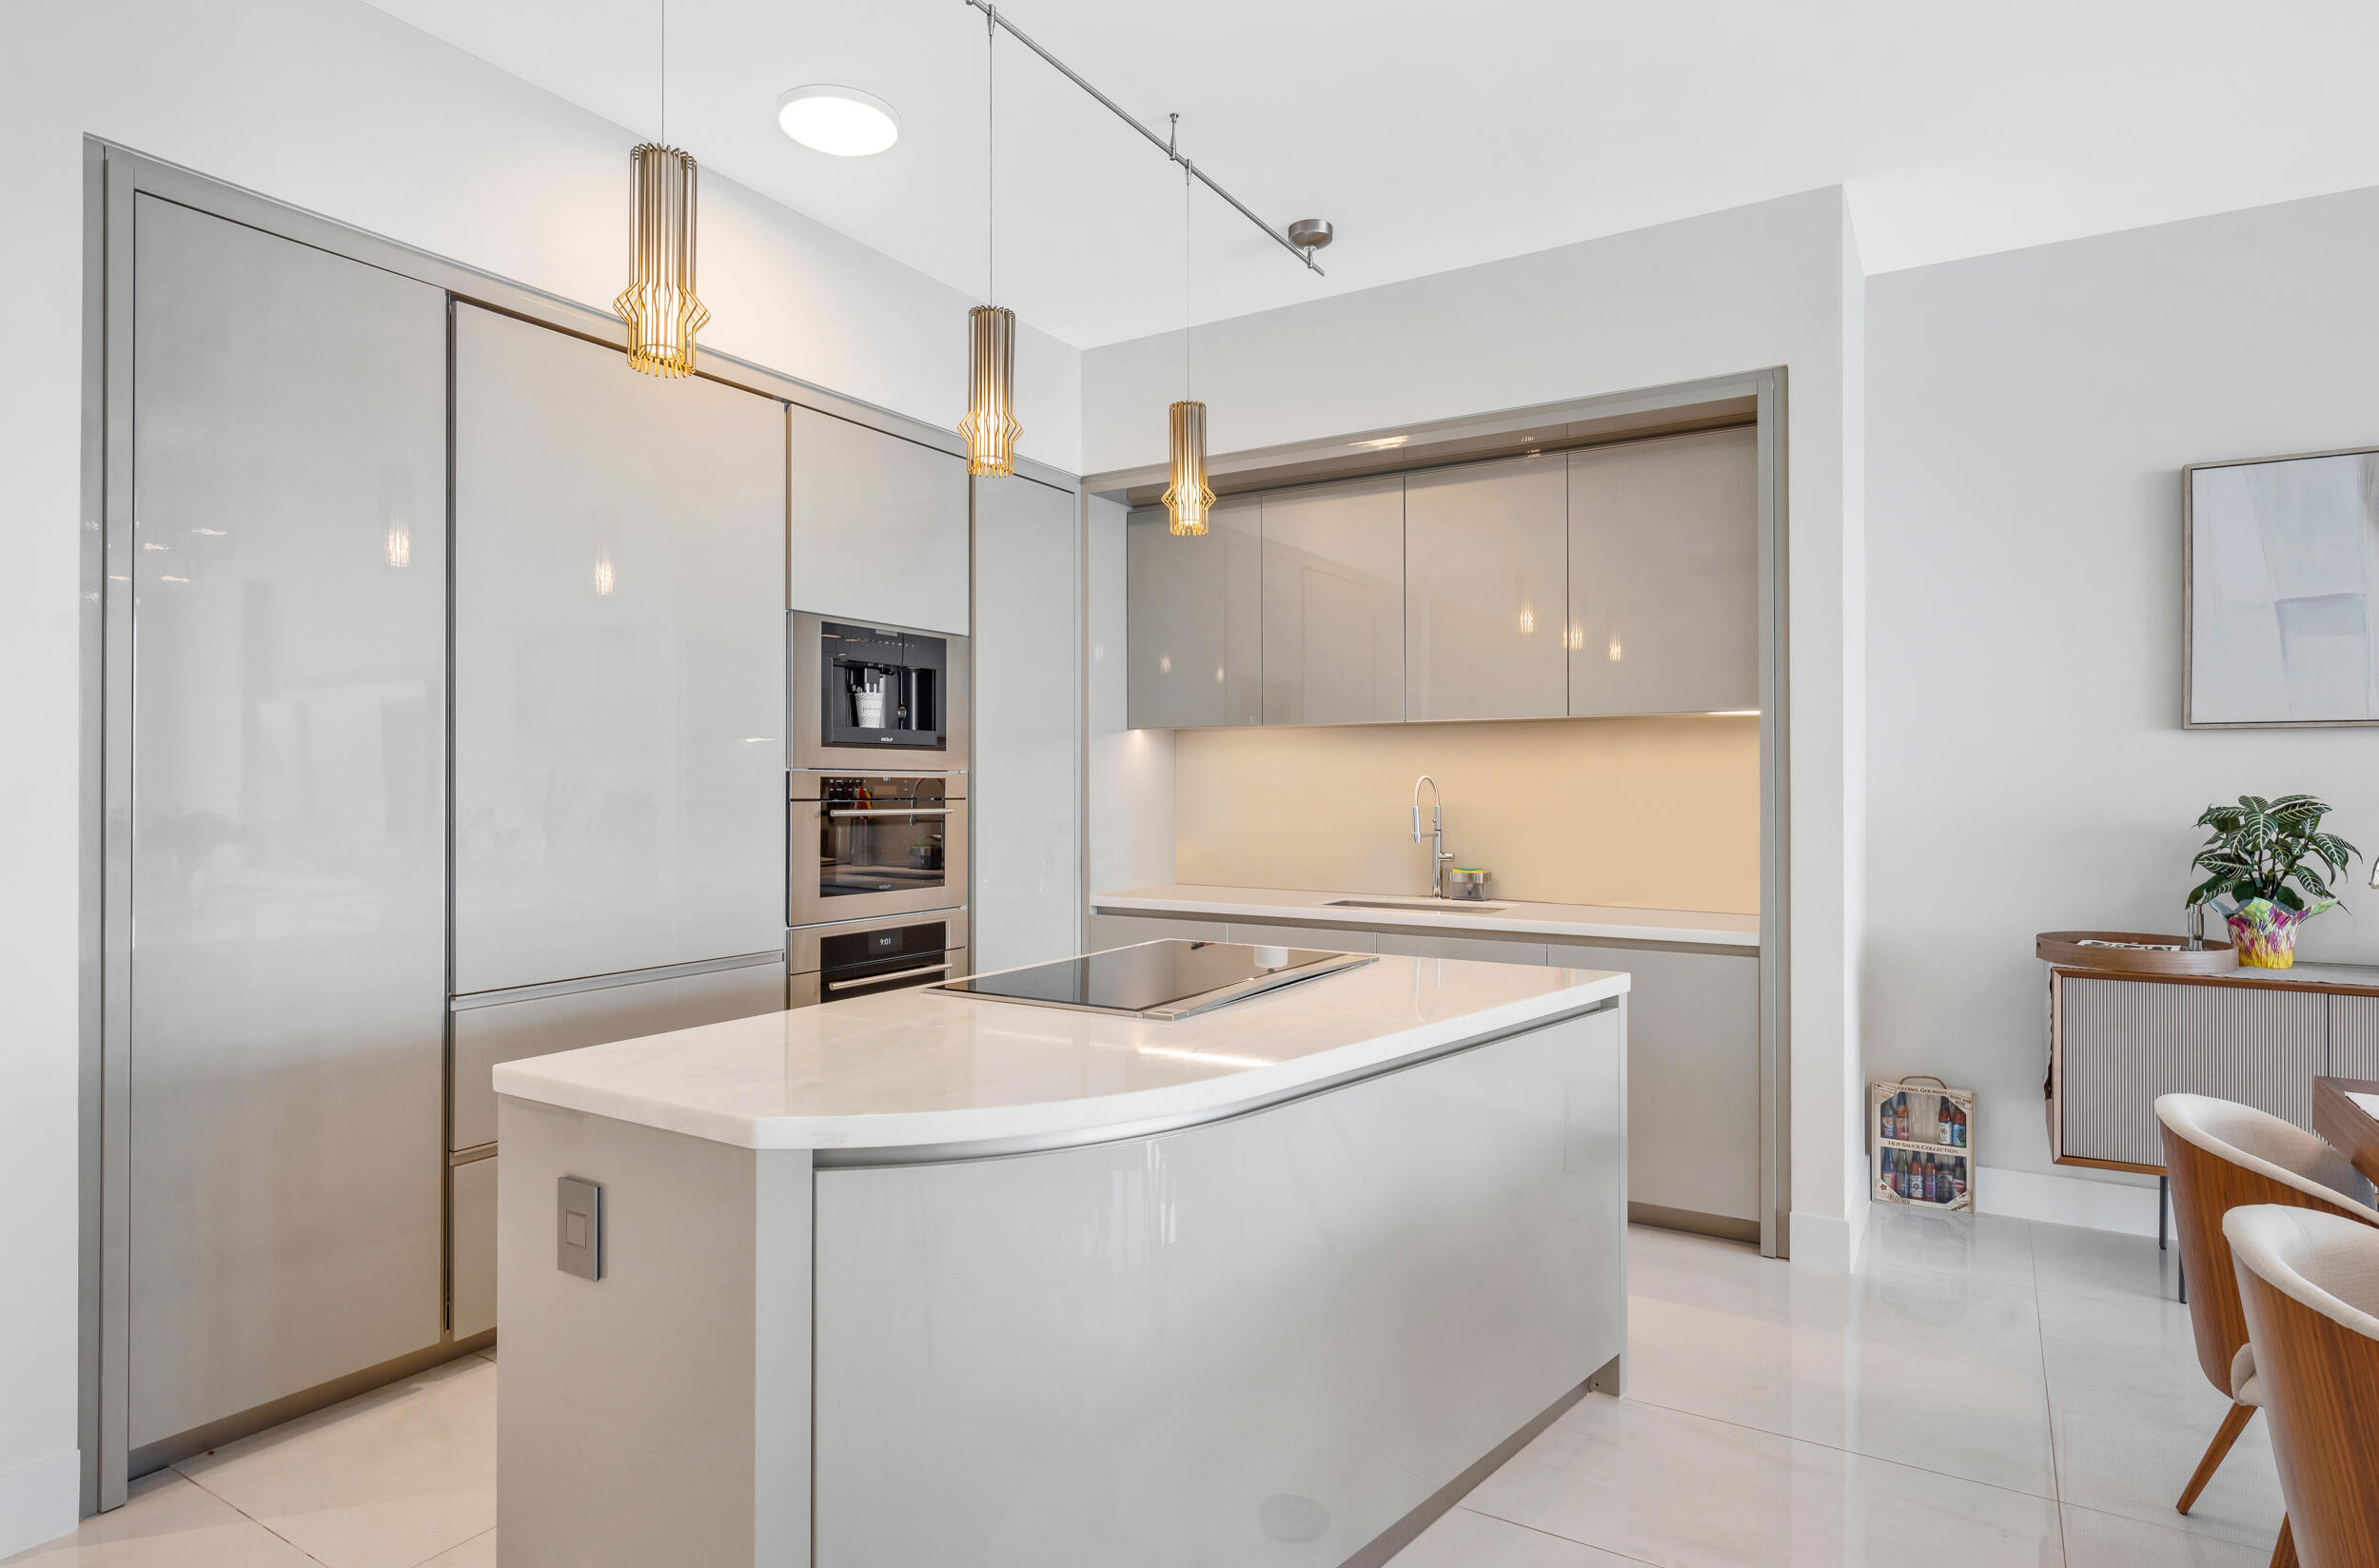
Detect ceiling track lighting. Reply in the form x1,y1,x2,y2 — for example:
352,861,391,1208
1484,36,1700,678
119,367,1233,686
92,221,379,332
954,1,1327,535
960,0,1330,278
619,0,708,378
960,5,1019,476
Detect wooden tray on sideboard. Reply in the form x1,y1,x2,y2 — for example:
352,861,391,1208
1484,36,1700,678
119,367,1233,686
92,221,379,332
2035,931,2238,976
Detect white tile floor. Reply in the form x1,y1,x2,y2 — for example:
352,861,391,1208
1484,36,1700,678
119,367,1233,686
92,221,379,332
7,1206,2281,1567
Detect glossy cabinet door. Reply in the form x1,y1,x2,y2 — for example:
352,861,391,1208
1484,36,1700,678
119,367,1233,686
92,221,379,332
974,474,1083,970
1125,496,1261,728
1262,476,1406,725
813,1008,1622,1565
788,402,971,635
453,304,788,995
1567,427,1759,715
1548,942,1760,1224
128,197,448,1445
1405,454,1569,720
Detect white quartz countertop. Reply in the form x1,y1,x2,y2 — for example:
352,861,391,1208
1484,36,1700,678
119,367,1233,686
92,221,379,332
493,953,1627,1154
1093,883,1760,949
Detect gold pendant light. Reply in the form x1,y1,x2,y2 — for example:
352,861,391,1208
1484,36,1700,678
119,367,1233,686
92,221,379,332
960,6,1021,475
1165,400,1212,536
617,2,708,378
1164,127,1212,535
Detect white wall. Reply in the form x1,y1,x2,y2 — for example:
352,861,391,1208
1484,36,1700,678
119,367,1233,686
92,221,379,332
1866,182,2379,1212
1082,189,1869,1269
0,0,1080,1549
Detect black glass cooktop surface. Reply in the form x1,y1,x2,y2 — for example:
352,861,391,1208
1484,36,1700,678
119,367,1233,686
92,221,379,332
933,939,1374,1020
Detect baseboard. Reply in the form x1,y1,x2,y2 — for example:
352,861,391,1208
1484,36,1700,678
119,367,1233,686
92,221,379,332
1973,1164,2160,1237
1788,1200,1869,1272
0,1449,80,1558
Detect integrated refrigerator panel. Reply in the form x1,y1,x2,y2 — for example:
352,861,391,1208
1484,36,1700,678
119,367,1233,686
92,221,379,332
973,475,1082,970
453,304,789,995
127,196,449,1447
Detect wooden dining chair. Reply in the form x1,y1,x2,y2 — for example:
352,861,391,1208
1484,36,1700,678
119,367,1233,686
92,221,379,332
2227,1205,2379,1568
2156,1094,2379,1517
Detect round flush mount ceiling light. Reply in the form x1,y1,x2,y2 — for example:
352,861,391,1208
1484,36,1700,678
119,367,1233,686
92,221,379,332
776,86,900,156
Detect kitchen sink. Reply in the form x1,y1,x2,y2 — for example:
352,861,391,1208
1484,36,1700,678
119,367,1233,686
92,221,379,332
1325,897,1511,914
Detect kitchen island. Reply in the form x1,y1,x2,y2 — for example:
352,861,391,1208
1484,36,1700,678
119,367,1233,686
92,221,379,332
492,949,1629,1567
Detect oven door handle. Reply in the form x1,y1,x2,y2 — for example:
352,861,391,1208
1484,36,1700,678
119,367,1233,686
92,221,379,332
825,962,951,991
826,807,954,818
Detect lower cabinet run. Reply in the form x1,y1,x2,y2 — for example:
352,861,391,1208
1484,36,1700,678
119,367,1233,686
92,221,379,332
1090,910,1761,1237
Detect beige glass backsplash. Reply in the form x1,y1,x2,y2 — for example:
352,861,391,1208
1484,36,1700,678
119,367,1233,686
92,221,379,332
1171,715,1760,912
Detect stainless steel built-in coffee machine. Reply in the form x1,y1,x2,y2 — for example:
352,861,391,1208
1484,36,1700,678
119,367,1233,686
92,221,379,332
791,610,969,770
788,612,971,1003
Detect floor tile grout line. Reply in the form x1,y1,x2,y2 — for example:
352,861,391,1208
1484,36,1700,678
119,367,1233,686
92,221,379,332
167,1465,339,1567
1458,1503,1667,1567
1610,1385,2063,1505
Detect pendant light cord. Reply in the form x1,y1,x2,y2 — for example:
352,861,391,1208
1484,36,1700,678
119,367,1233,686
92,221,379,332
985,6,996,304
658,0,666,144
1175,115,1191,401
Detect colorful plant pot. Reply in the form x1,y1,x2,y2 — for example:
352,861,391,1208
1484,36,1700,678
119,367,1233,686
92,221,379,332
2225,899,2305,969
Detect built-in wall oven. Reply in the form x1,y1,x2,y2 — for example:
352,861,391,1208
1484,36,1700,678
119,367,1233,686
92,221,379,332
790,772,969,927
788,910,969,1009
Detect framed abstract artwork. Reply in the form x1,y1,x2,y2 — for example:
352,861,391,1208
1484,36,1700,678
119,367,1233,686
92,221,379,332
2185,445,2379,728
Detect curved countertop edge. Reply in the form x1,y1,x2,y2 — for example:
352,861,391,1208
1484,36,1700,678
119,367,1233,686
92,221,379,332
493,970,1629,1157
1092,885,1761,950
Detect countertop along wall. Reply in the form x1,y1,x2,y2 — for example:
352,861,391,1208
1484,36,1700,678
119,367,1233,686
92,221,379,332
1866,182,2379,1231
1084,188,1870,1274
0,0,1081,1547
1170,716,1760,912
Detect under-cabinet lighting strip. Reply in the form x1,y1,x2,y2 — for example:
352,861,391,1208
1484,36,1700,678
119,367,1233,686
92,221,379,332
960,0,1324,276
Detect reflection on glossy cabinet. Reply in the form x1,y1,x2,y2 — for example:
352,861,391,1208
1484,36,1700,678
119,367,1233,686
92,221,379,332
453,304,789,995
975,475,1083,971
1125,498,1261,729
787,402,971,635
1262,476,1406,725
1405,455,1569,721
1567,426,1758,716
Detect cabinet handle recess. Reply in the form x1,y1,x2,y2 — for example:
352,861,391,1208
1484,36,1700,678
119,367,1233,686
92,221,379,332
825,963,952,991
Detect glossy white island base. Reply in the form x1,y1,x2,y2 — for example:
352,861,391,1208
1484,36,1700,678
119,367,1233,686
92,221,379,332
492,954,1629,1567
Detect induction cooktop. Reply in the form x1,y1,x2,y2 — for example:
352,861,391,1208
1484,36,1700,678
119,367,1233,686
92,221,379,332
932,939,1375,1020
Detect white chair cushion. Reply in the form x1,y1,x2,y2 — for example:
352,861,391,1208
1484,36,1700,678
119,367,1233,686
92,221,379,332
2225,1204,2379,1344
2155,1093,2379,1219
2227,1342,2261,1406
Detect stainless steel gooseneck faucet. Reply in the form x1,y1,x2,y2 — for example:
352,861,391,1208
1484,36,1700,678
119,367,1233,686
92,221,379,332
1411,774,1453,901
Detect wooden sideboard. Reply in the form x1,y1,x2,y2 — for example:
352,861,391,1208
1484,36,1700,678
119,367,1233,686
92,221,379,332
2045,949,2379,1174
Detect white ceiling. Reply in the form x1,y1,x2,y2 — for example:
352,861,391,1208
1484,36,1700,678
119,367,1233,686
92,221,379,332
367,0,2379,349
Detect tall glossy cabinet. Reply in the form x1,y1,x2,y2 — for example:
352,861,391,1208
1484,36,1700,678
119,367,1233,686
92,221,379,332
1126,496,1261,729
452,304,788,995
1567,426,1758,715
788,402,971,635
1261,476,1406,724
126,198,449,1449
974,474,1083,970
1405,455,1569,720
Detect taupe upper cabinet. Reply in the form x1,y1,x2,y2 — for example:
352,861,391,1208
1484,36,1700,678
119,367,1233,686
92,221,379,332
453,304,788,995
1126,497,1260,729
1567,427,1758,716
1261,475,1406,725
1405,454,1569,721
788,402,971,635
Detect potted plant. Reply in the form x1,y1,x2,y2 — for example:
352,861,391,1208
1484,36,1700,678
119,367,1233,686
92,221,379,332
2186,794,2358,969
